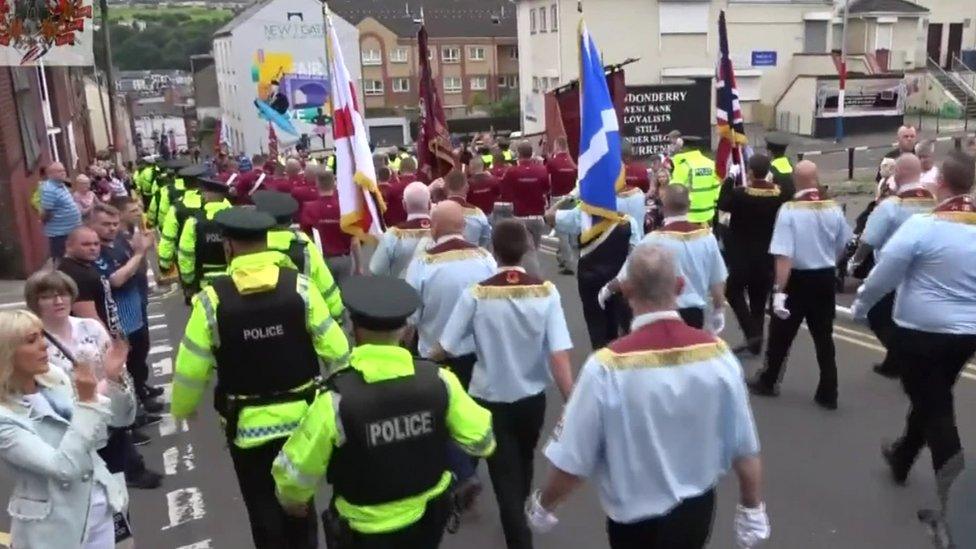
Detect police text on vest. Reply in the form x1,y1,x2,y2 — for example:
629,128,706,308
367,411,433,447
242,325,285,341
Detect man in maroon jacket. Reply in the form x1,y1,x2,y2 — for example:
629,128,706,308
271,158,304,194
290,163,320,206
501,141,550,277
299,169,363,286
546,136,578,274
231,154,269,205
466,157,501,216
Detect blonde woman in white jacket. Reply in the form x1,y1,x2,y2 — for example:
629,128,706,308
0,309,133,549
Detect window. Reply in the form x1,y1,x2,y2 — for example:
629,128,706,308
539,7,547,33
363,79,384,96
468,46,486,61
12,68,42,170
361,49,382,66
392,78,410,93
659,3,708,35
427,46,435,60
470,76,487,90
442,46,460,63
444,76,462,93
507,75,519,88
549,77,560,90
509,46,518,60
532,76,540,93
390,47,408,63
497,75,507,88
550,5,558,31
530,9,536,34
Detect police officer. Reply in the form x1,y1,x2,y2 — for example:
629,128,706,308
670,136,720,225
272,275,495,548
173,207,350,549
851,152,976,544
158,164,206,285
498,137,515,164
148,158,192,228
717,154,788,356
176,176,233,293
134,158,159,208
748,160,852,409
252,190,345,322
849,153,934,378
765,132,796,198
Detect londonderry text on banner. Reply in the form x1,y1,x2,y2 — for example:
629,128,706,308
0,0,96,66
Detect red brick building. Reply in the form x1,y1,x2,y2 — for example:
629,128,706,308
0,66,96,278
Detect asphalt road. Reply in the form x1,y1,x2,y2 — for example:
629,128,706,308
3,226,975,548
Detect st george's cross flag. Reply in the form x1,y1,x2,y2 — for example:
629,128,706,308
577,23,627,244
326,10,385,241
715,10,748,183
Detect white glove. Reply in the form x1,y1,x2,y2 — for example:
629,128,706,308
772,292,790,320
728,163,741,180
525,490,559,534
735,503,770,548
710,308,726,334
597,283,614,310
846,260,858,278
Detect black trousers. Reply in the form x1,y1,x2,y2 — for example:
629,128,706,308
888,328,976,498
346,490,451,548
476,393,547,549
228,438,318,549
442,353,477,391
725,252,773,349
126,325,151,398
605,489,715,549
579,277,624,349
867,291,897,370
678,307,705,330
758,268,838,401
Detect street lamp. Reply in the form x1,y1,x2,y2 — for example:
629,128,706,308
835,0,849,143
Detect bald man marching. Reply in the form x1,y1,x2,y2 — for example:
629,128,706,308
748,160,852,409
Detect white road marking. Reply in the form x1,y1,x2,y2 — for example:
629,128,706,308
176,540,212,549
149,323,167,332
152,357,173,377
163,443,196,475
160,382,173,403
159,413,190,437
161,487,206,530
184,443,196,472
148,313,165,320
149,344,173,356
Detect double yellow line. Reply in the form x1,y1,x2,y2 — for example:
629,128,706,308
831,322,976,382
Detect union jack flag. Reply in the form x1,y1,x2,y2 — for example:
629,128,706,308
715,10,748,183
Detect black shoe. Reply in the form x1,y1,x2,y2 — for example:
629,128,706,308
144,384,165,398
814,394,838,410
133,413,162,429
126,468,163,490
882,440,909,485
732,342,761,358
872,363,900,379
746,377,779,397
140,397,164,414
130,428,152,447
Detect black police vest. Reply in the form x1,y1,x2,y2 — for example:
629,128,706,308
578,222,632,289
278,232,307,273
193,213,228,279
210,268,319,399
326,360,449,506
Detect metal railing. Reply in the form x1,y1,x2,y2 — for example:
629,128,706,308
950,54,976,98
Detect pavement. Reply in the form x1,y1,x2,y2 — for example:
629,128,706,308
1,219,973,549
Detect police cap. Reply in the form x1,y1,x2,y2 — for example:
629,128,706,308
682,135,709,150
252,190,299,223
179,164,210,179
162,158,192,171
215,207,275,241
199,175,230,193
342,276,420,331
765,132,791,149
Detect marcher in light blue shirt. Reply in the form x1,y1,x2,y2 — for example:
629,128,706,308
550,204,642,249
616,186,646,239
525,244,769,549
751,160,852,410
437,219,573,548
444,170,491,248
369,182,432,278
851,152,976,533
606,184,727,332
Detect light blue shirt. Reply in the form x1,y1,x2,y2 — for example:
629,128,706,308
405,236,498,357
39,179,82,237
543,311,760,523
852,210,976,334
461,207,492,248
439,268,573,402
769,193,851,270
554,207,643,249
861,188,935,252
618,220,727,311
368,216,431,278
616,188,646,239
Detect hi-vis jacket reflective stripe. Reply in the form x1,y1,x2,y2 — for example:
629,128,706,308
158,190,202,271
671,150,719,224
177,199,233,287
272,344,495,534
173,251,351,448
267,229,344,321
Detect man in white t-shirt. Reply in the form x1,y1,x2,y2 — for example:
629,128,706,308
917,139,939,194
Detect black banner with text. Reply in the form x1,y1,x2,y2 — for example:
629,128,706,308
622,79,711,157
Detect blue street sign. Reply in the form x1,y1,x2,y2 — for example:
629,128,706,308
751,51,777,67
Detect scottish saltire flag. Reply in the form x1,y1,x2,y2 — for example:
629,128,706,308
325,9,384,241
715,10,748,183
578,23,626,243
